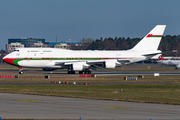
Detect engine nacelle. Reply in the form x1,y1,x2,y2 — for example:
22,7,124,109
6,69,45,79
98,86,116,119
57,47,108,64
42,68,55,71
104,61,116,69
176,64,180,69
71,64,84,71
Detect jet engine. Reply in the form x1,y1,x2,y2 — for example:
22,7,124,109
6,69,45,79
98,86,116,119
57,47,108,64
70,62,89,71
176,65,180,69
103,61,116,69
71,64,84,71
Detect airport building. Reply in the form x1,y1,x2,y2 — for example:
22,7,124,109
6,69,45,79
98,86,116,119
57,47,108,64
6,38,46,53
6,42,24,53
47,41,82,49
29,42,49,48
8,38,45,47
6,38,82,52
47,42,81,47
54,43,71,49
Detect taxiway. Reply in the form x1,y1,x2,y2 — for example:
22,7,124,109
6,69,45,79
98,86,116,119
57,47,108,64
0,93,180,120
1,68,180,75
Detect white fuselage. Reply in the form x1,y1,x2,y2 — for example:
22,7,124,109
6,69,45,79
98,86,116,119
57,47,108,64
3,48,159,69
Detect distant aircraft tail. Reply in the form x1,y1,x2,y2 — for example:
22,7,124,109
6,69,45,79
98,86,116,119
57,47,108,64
158,55,165,61
131,25,166,51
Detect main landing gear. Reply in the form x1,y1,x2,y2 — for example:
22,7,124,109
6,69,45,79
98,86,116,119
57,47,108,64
67,70,91,74
67,71,75,74
79,70,91,74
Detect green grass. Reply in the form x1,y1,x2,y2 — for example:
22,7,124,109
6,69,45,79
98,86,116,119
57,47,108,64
0,84,180,105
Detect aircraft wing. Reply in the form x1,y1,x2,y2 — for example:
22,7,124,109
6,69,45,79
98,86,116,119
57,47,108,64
54,60,105,69
54,59,122,70
117,59,131,64
55,62,67,66
55,59,131,67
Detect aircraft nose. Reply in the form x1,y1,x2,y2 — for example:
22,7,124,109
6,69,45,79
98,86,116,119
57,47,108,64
3,55,16,66
3,56,9,63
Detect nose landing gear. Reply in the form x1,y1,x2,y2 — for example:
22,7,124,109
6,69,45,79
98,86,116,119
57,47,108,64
19,70,24,74
19,67,24,74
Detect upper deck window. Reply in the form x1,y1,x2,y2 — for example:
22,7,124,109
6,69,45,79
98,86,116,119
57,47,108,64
43,51,52,52
31,51,39,52
13,50,19,52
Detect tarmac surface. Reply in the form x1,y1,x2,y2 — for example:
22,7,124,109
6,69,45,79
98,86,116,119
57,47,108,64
0,93,180,120
0,82,178,85
1,69,180,75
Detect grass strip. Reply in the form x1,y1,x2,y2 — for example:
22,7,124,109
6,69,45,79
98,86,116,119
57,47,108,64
0,84,180,105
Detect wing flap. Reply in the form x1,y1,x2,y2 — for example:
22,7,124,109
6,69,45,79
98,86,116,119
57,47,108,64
117,59,131,65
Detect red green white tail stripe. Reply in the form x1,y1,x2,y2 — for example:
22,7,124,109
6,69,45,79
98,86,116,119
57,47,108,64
146,34,162,38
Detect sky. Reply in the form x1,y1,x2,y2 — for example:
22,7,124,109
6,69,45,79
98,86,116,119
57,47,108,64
0,0,180,49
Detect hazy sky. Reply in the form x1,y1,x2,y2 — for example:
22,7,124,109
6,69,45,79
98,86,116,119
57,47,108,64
0,0,179,49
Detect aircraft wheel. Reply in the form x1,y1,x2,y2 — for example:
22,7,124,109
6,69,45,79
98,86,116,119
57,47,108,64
19,71,24,74
79,71,91,74
79,71,83,74
68,71,75,74
85,71,91,74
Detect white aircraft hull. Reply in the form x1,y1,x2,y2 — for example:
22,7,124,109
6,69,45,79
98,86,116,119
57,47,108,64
3,25,166,74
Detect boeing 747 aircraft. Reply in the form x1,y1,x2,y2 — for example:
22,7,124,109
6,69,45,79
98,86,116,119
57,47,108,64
3,25,166,74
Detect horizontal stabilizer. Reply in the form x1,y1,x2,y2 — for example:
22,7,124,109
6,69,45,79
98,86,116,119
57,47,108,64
142,52,162,58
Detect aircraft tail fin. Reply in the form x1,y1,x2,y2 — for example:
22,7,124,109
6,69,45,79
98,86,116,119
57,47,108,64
158,55,165,61
131,25,166,51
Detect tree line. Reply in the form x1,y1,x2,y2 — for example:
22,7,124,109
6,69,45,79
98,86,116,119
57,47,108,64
72,35,180,56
